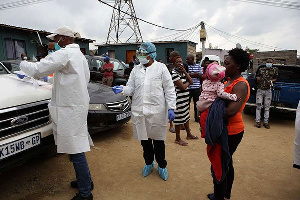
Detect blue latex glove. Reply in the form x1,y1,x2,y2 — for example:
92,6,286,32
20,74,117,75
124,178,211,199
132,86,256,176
42,76,48,82
112,86,123,94
16,74,25,79
168,109,175,122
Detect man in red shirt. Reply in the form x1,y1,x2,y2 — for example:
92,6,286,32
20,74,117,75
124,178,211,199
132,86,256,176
101,56,114,86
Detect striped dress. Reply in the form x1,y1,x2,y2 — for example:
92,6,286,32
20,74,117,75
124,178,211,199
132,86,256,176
171,70,190,125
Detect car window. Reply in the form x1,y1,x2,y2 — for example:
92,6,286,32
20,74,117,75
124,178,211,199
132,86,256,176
90,59,102,71
111,60,121,71
86,58,92,70
277,66,300,83
95,60,102,71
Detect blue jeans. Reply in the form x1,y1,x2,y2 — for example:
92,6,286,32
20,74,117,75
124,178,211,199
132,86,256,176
70,153,92,197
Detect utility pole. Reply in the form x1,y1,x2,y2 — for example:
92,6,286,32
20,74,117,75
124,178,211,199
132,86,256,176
200,21,206,57
106,0,143,44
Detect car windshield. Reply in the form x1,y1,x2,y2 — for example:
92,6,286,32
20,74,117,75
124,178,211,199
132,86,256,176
0,62,9,74
0,61,20,73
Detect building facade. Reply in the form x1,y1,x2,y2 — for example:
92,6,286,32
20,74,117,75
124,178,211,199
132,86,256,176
253,50,297,70
97,40,197,64
0,24,93,61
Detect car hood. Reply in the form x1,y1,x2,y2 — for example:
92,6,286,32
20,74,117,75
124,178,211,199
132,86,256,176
0,74,52,110
88,83,127,104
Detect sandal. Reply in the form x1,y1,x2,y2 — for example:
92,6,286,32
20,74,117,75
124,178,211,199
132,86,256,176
186,135,199,140
174,140,188,146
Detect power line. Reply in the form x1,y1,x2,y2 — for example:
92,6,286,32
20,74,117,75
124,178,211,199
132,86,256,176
0,0,53,10
231,0,300,10
205,23,282,49
98,0,199,32
206,23,284,50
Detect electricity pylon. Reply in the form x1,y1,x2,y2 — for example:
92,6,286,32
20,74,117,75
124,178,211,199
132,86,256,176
106,0,143,44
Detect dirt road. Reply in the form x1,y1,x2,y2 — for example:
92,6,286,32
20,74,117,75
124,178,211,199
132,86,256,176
0,110,299,200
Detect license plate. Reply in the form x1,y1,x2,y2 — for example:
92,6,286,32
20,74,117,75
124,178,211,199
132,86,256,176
116,111,131,121
0,133,41,160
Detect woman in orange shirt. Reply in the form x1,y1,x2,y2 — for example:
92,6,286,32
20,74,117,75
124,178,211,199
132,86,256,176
208,48,250,200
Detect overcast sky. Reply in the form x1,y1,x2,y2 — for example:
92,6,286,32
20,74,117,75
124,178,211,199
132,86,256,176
0,0,299,54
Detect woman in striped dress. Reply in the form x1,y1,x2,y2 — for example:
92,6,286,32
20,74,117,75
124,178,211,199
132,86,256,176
172,56,198,146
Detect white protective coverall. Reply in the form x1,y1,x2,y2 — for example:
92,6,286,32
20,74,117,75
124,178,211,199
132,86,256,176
123,61,176,141
294,100,300,168
20,43,93,154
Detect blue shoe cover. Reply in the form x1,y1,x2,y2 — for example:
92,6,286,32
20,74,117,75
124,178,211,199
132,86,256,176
142,161,155,177
158,166,168,181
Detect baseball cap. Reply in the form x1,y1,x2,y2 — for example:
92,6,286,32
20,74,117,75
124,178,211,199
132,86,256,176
47,26,76,40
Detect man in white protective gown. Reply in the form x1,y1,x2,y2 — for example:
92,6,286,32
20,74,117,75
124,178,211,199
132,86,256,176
19,26,94,200
112,42,176,181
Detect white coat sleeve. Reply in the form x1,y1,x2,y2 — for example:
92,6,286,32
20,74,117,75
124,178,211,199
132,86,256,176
122,67,136,96
162,66,176,110
20,50,68,79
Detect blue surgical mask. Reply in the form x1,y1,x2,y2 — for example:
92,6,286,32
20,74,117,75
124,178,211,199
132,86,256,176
55,43,61,51
266,63,272,68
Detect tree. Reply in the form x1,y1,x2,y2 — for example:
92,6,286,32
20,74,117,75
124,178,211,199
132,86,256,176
245,46,259,54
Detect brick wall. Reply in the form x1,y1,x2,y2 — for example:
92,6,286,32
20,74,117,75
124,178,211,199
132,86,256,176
252,50,297,71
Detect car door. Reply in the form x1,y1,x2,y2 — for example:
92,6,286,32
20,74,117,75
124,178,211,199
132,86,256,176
273,66,300,108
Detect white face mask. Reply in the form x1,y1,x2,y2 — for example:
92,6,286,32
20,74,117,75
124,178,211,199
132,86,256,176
266,63,272,68
139,57,149,65
23,57,28,60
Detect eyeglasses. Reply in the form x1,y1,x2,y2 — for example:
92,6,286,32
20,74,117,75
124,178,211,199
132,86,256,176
136,49,156,57
136,49,148,57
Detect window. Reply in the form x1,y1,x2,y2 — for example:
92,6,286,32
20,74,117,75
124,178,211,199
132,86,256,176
95,60,102,71
5,39,26,60
108,50,115,58
277,66,300,83
90,59,103,71
165,48,174,63
111,60,120,71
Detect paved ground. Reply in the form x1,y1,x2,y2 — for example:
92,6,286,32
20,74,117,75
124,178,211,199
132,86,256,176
0,109,299,200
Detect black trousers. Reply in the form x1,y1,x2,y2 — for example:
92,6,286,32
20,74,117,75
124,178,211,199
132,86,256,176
189,88,201,122
141,139,167,168
213,131,244,200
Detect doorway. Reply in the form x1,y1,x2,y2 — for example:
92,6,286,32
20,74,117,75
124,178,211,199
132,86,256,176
126,50,136,64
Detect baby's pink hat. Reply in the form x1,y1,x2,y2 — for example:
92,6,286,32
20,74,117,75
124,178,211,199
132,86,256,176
206,63,226,82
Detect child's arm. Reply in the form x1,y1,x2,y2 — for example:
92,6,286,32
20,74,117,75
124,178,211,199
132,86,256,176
216,82,238,101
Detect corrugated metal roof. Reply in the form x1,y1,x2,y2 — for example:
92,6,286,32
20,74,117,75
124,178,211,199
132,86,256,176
0,24,94,43
96,40,197,47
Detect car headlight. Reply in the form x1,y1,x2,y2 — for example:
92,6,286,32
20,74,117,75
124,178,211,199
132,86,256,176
89,104,107,111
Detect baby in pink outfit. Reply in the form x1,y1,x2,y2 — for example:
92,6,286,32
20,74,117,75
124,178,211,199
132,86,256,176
197,63,239,113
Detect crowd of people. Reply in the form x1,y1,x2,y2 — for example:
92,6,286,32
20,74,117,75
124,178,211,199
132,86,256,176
16,25,276,200
112,42,251,200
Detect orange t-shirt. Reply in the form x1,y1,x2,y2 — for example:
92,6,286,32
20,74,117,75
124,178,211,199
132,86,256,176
224,76,250,135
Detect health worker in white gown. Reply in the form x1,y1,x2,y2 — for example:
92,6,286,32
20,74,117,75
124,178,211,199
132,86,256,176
19,26,94,200
112,42,176,181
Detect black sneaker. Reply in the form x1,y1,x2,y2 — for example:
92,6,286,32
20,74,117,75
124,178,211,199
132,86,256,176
71,193,93,200
70,180,94,190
